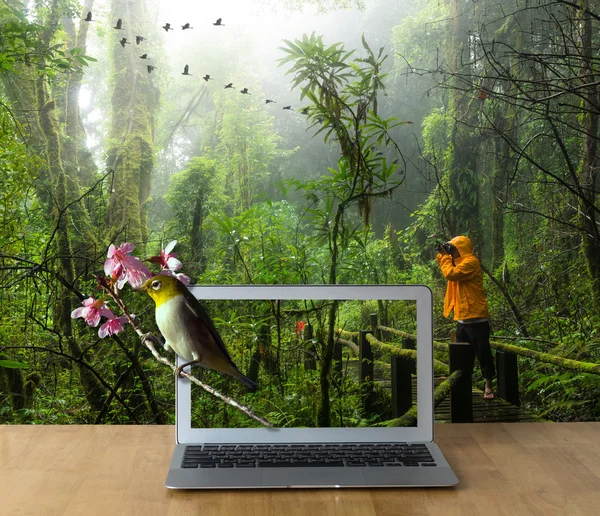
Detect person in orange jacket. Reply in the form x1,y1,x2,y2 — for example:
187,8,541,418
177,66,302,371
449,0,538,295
436,235,496,399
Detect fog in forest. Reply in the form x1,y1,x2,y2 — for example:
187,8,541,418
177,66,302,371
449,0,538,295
78,0,423,238
2,0,599,426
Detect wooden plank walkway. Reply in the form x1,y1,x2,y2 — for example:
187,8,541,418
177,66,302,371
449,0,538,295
344,360,541,423
430,377,540,423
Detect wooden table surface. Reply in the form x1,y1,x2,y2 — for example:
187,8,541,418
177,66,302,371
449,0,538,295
1,423,599,516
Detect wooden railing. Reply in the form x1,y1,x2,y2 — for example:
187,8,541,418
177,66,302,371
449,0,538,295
336,313,600,425
335,324,472,424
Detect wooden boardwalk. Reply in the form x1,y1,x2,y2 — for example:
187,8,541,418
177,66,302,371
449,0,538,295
429,377,540,423
344,360,541,423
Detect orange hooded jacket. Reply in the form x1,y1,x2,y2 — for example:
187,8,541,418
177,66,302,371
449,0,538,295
436,235,489,321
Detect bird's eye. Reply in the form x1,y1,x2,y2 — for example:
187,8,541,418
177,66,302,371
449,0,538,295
151,280,162,290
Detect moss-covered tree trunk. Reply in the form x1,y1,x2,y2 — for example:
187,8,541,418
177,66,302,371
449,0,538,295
35,0,107,411
60,0,97,189
443,0,482,246
106,0,159,244
577,1,600,309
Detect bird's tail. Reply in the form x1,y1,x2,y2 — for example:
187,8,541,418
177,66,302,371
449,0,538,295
237,373,258,392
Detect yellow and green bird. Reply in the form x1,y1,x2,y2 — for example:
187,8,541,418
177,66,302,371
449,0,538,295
139,275,257,390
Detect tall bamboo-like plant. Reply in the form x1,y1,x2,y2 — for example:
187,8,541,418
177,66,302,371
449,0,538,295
279,33,407,425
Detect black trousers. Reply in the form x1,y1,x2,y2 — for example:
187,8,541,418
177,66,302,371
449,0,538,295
455,321,496,380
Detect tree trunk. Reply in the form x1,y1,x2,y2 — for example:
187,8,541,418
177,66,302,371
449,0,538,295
577,1,600,309
106,0,159,245
443,0,482,246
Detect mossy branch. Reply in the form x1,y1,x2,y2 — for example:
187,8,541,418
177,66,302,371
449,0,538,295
490,340,600,375
378,370,463,427
365,333,450,375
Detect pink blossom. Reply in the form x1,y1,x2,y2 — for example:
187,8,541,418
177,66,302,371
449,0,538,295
104,242,151,289
148,240,182,271
98,314,130,338
71,297,114,327
159,268,191,286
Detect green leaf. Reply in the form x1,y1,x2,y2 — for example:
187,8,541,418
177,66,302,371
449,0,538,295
0,360,27,369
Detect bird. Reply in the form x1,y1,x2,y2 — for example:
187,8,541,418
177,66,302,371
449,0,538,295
240,87,250,94
181,23,193,30
265,99,275,104
114,18,123,30
83,12,93,22
182,64,191,76
147,65,156,73
163,23,173,31
135,36,145,45
224,83,233,89
139,54,149,59
202,74,212,82
283,105,292,110
300,107,309,115
119,38,130,47
316,117,324,124
213,18,224,26
138,275,257,390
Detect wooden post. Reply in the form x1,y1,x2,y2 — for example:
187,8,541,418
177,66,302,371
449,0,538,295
370,313,380,360
304,324,316,370
370,313,378,338
359,330,374,415
334,334,342,376
449,341,473,423
496,350,519,406
391,355,412,417
402,337,416,375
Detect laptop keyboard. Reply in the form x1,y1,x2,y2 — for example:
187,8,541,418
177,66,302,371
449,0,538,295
181,443,437,469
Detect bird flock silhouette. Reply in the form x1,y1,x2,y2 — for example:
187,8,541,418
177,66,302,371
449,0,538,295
83,12,313,114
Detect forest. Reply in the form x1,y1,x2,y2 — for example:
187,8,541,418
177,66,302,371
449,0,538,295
0,0,599,427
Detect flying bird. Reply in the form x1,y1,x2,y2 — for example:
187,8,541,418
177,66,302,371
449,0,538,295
316,117,324,124
202,74,212,82
139,54,149,59
147,65,156,73
113,18,123,30
265,99,276,104
135,36,145,45
300,107,309,115
182,64,192,76
283,106,293,110
119,38,130,47
213,18,224,26
181,23,193,30
83,12,93,22
163,23,173,32
240,87,250,94
224,83,234,89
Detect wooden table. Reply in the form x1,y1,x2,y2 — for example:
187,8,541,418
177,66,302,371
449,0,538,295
1,423,599,516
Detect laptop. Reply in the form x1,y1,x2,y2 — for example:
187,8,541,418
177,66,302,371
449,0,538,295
166,284,458,488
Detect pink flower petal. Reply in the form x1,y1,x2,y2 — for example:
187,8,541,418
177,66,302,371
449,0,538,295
166,256,182,271
71,307,85,319
164,240,177,254
119,242,136,253
177,273,191,286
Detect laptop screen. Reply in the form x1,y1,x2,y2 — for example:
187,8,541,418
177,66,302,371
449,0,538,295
177,285,434,443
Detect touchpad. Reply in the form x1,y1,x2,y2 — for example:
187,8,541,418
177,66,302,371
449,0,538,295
261,467,362,487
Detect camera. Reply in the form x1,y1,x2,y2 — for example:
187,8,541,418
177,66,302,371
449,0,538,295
435,241,453,254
